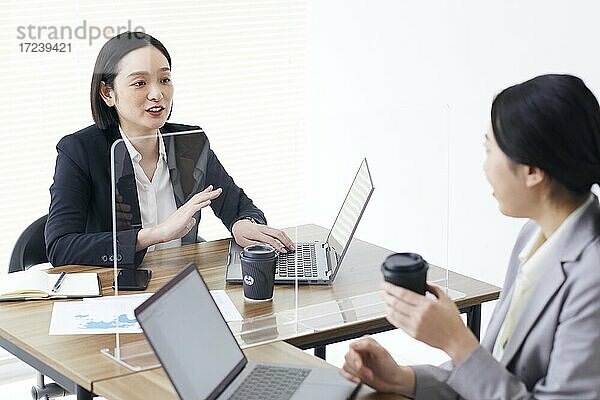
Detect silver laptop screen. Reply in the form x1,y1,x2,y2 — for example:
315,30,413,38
326,159,374,269
136,266,245,400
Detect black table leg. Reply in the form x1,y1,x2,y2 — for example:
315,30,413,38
462,305,481,341
314,346,326,360
76,385,94,400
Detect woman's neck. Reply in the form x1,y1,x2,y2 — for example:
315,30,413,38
533,194,588,239
121,127,159,159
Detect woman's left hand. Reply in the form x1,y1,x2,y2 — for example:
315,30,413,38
232,219,295,253
382,282,479,363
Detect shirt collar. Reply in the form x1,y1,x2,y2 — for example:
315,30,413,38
119,127,167,163
157,131,167,161
518,194,595,263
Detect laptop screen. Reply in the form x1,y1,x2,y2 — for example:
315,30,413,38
326,159,374,274
135,265,246,400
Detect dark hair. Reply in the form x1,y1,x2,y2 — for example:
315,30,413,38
90,32,172,130
491,74,600,195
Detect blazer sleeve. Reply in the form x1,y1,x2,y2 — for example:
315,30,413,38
412,242,600,399
204,148,267,231
45,134,146,268
443,296,600,400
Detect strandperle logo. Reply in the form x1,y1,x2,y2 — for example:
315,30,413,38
16,20,145,45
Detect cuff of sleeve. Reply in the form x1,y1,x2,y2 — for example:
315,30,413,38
446,345,504,399
230,214,267,231
115,228,146,268
412,363,457,399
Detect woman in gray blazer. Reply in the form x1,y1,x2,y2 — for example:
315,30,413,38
342,74,600,399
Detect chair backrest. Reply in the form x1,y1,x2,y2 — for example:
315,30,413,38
8,215,48,274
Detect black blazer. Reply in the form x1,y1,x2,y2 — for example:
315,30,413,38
45,122,266,268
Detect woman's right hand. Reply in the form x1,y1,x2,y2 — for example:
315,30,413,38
341,336,415,397
136,185,222,250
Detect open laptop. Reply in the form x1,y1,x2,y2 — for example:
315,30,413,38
226,158,374,285
135,264,359,400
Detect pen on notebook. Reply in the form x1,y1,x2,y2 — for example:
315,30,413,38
348,383,362,400
51,272,67,293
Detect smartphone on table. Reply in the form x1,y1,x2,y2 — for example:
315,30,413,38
112,269,152,291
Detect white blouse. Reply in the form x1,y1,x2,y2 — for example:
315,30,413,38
120,129,181,252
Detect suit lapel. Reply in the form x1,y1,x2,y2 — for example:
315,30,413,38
500,258,565,364
164,130,209,207
481,221,537,352
107,127,142,228
482,283,515,351
164,134,185,207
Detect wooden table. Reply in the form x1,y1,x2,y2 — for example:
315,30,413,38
0,224,500,399
136,225,500,356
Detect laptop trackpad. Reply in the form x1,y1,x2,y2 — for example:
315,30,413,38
292,369,357,399
291,383,357,399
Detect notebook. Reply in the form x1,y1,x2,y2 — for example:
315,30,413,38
0,270,101,301
226,158,374,285
135,264,359,400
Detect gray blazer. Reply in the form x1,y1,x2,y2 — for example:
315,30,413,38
412,198,600,399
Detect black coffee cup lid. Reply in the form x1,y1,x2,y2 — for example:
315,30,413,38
383,253,426,272
241,244,277,260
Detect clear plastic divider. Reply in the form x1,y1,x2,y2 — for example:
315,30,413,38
103,128,302,370
102,104,466,370
265,105,465,336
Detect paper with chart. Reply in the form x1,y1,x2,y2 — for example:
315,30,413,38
49,291,241,335
50,294,149,334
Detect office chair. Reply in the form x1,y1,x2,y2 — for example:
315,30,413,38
9,215,48,273
8,215,70,400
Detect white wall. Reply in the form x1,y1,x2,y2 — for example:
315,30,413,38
305,0,600,290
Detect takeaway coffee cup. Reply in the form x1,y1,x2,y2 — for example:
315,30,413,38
381,252,429,295
240,244,277,301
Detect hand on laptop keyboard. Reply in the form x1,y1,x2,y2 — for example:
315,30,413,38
232,220,296,253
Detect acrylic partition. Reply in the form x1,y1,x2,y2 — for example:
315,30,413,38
102,128,302,371
270,105,466,337
102,105,466,371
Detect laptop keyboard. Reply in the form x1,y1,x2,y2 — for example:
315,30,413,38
228,365,311,400
276,243,318,278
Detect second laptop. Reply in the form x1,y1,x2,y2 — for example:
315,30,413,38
226,158,374,285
